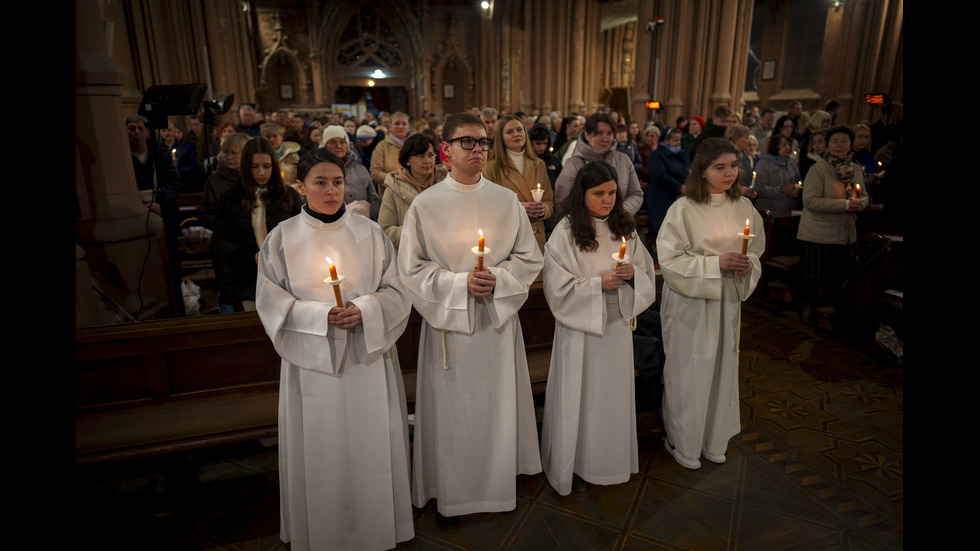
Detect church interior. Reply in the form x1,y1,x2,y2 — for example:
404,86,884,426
75,0,903,548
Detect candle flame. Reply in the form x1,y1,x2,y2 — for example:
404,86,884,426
622,236,626,244
326,256,333,265
537,182,541,190
856,184,861,189
478,229,483,237
745,218,750,226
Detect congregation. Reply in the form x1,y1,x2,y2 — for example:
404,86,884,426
124,96,903,550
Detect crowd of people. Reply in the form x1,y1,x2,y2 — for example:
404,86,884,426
124,96,902,550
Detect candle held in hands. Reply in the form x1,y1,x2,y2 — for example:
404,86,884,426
326,256,344,307
477,229,485,270
741,219,750,255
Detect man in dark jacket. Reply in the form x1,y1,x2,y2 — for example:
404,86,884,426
127,114,185,313
235,104,262,137
690,105,732,160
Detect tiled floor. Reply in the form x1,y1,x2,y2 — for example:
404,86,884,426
75,302,903,550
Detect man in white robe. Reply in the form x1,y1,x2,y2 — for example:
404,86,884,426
256,203,414,551
399,113,544,521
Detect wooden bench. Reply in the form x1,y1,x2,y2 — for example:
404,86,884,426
76,284,556,465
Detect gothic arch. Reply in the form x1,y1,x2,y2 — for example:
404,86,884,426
314,1,426,115
258,22,311,108
431,25,474,115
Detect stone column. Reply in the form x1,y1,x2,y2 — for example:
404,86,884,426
76,0,175,325
631,0,655,126
708,0,739,109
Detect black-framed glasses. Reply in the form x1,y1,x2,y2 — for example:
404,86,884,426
448,136,493,151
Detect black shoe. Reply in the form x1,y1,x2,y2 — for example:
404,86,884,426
435,511,460,528
572,474,588,493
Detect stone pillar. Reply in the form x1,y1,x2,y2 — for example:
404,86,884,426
568,0,587,113
631,0,655,126
708,0,739,108
76,0,175,325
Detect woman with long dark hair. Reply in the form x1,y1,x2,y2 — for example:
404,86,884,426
540,160,658,495
256,148,414,550
212,138,301,311
656,138,765,470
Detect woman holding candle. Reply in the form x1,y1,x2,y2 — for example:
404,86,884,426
378,134,447,251
773,115,801,164
540,160,658,495
796,125,868,324
656,138,764,469
754,134,802,217
484,114,554,252
212,138,301,311
255,148,414,550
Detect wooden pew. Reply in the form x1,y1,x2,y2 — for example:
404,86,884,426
76,284,557,465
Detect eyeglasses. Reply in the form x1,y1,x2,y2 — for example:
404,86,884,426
447,136,493,151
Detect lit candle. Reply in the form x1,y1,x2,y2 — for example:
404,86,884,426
477,229,485,270
532,182,544,202
171,148,177,165
855,184,861,198
619,236,627,260
752,171,757,188
741,218,750,255
326,256,343,307
877,161,882,174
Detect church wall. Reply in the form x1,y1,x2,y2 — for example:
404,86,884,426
744,0,903,126
101,0,901,128
631,0,756,128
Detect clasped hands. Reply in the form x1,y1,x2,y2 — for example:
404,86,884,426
328,304,362,330
522,201,546,219
601,262,634,291
719,252,753,278
468,266,496,297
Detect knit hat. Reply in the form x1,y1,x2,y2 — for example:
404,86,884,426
320,125,348,147
690,116,706,130
356,125,378,141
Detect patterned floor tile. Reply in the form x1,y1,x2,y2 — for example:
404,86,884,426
733,503,845,551
507,504,622,550
629,478,735,549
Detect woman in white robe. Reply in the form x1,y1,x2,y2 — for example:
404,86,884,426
541,160,658,495
256,149,414,551
656,138,765,470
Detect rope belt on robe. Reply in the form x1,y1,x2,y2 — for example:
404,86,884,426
730,297,741,406
605,300,638,331
441,330,448,370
